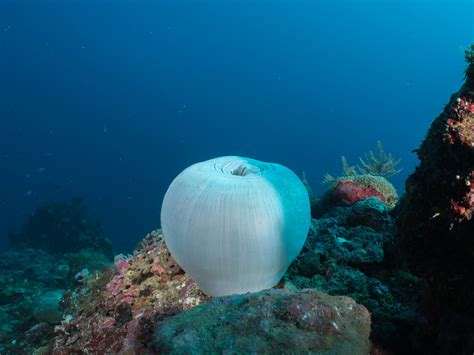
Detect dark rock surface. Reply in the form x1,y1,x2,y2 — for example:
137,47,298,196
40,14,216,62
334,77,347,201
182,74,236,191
154,288,371,354
396,45,474,353
286,197,422,353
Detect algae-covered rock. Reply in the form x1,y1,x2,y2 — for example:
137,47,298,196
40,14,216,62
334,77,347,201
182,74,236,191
0,244,113,353
286,197,422,353
53,230,211,354
153,288,371,354
32,290,65,323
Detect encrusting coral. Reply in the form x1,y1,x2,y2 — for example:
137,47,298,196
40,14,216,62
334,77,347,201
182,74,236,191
327,174,398,208
52,230,210,354
312,142,401,216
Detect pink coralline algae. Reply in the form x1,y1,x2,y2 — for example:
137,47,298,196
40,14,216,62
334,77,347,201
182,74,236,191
445,96,474,148
331,180,386,206
324,174,398,210
52,230,211,354
445,96,474,220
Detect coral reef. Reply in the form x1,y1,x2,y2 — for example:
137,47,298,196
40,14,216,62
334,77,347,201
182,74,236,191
153,288,371,354
396,45,474,353
9,198,113,258
0,246,111,354
286,197,422,353
36,229,372,354
52,230,210,354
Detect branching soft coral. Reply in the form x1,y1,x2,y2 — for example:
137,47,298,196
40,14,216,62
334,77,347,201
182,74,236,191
357,141,402,177
324,141,402,183
323,157,357,183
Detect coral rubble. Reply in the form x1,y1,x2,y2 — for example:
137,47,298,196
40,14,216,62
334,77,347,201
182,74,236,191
396,44,474,353
154,288,371,354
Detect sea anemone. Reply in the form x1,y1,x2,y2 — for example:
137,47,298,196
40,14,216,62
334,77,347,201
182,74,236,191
160,156,311,297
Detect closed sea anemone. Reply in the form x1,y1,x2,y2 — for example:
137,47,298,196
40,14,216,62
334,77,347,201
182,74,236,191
160,156,311,297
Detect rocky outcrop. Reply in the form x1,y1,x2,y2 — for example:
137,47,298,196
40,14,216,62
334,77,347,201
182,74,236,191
396,45,474,353
153,288,371,354
286,197,422,353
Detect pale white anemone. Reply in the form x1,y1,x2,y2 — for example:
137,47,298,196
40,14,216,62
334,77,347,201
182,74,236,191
160,156,311,297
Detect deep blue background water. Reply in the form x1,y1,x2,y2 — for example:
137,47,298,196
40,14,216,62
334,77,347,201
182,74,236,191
1,0,473,253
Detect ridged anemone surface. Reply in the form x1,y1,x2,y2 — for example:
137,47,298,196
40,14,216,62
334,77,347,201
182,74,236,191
161,156,311,296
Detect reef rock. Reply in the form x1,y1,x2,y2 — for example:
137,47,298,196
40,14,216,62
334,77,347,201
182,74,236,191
0,245,112,354
153,288,371,354
52,230,211,354
396,45,474,353
286,197,422,353
32,290,65,323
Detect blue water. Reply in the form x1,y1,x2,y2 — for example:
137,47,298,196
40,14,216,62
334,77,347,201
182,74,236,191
1,0,473,253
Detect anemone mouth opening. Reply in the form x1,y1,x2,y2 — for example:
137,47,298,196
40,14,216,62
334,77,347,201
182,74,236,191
213,157,274,177
231,165,251,176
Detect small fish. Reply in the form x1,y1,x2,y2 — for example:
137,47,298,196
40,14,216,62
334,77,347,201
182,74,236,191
38,167,46,173
25,190,32,196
